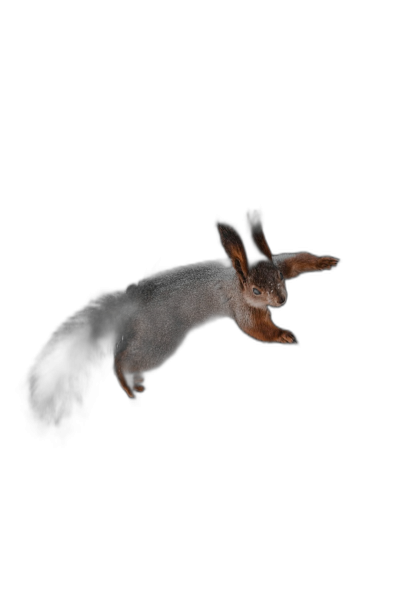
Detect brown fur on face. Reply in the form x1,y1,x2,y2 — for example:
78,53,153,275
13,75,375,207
243,260,287,308
217,222,288,308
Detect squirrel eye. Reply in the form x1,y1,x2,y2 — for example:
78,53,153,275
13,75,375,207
279,271,284,280
253,288,261,295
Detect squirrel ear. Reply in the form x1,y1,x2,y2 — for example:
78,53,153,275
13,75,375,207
217,223,249,284
247,211,273,261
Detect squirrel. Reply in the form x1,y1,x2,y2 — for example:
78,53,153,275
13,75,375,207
29,212,339,423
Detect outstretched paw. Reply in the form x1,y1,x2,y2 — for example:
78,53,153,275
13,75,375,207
277,330,297,344
317,256,340,270
133,384,145,393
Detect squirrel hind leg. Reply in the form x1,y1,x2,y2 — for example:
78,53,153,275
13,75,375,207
114,352,145,398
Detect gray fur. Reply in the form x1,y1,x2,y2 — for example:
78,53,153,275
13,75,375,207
120,262,236,371
120,253,286,372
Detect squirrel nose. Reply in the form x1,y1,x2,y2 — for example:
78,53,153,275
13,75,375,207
278,297,286,305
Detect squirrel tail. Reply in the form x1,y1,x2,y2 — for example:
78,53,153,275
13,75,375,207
29,292,129,424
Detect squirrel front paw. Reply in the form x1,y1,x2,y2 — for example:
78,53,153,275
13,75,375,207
317,256,340,270
277,330,297,344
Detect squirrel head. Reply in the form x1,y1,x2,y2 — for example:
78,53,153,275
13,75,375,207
217,216,287,308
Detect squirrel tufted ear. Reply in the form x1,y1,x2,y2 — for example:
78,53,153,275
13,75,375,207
247,211,273,261
217,222,249,285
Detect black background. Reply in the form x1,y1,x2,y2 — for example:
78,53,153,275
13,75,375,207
3,36,377,540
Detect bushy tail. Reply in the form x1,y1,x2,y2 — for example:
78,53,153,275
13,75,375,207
29,292,129,424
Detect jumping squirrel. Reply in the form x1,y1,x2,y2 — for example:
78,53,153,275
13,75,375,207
30,213,338,421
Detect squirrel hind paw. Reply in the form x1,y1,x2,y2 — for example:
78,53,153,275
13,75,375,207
131,373,145,392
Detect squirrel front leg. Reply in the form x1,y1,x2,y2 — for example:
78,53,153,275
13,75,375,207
236,307,297,344
273,252,339,279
